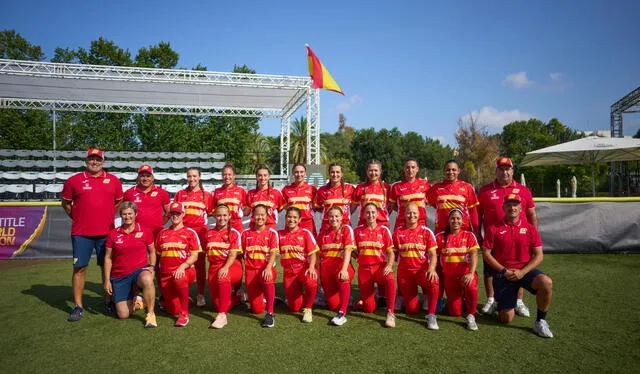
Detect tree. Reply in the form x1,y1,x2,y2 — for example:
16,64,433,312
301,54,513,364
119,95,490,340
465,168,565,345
290,117,309,165
135,42,179,69
634,128,640,139
0,30,44,60
455,115,500,186
351,127,404,182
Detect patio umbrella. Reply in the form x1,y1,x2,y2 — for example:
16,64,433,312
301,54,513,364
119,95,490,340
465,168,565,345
520,136,640,196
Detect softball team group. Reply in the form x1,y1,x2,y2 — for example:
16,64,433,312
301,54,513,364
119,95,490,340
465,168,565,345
76,151,553,338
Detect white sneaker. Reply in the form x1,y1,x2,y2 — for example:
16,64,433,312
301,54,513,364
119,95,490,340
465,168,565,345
210,313,227,329
395,295,404,312
426,314,439,330
302,308,313,323
331,312,347,326
515,300,531,317
196,294,206,307
481,299,496,315
385,312,396,328
533,319,554,338
466,314,478,331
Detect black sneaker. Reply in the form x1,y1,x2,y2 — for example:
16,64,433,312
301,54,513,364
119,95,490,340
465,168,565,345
68,306,84,322
261,313,275,328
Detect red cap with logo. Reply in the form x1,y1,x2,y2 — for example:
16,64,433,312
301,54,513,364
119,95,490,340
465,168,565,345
138,164,154,174
86,148,104,159
503,193,522,204
496,157,513,168
169,202,184,214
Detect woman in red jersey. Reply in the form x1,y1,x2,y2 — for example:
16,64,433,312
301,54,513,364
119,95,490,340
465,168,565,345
103,201,157,327
206,204,243,329
316,206,356,326
173,167,213,307
352,159,391,227
436,208,480,331
213,164,247,232
282,164,318,236
392,203,440,330
155,202,200,327
389,157,431,230
353,203,397,328
244,165,284,230
241,204,278,328
313,162,355,233
278,207,318,323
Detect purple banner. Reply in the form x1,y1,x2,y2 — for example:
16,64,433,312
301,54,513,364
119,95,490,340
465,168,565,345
0,206,47,260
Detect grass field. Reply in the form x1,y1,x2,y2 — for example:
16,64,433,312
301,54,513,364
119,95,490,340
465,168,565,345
1,254,639,373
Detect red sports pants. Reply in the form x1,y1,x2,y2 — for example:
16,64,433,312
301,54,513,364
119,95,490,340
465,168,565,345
397,264,439,315
245,266,276,314
159,267,195,316
357,263,396,313
207,260,243,314
443,272,478,316
320,260,355,314
282,263,318,312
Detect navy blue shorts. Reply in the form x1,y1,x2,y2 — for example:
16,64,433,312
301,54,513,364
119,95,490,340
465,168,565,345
111,267,146,303
493,268,544,310
72,235,107,268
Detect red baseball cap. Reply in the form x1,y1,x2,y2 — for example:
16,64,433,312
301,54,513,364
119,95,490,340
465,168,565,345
496,157,513,168
169,202,184,214
86,148,104,159
503,193,522,204
138,164,154,175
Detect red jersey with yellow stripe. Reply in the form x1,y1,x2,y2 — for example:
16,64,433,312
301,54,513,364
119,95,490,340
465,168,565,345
277,228,319,267
435,230,479,275
392,226,437,271
353,224,394,266
241,227,279,270
314,182,355,227
245,187,285,228
389,178,431,229
212,184,247,230
352,181,391,226
427,180,479,233
173,188,213,228
205,226,242,265
317,225,356,265
155,226,202,274
282,181,317,222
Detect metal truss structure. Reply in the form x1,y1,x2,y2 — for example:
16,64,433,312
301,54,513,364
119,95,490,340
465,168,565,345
610,86,640,194
0,58,322,179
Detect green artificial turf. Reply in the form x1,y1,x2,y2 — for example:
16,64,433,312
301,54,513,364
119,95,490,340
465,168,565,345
0,254,639,373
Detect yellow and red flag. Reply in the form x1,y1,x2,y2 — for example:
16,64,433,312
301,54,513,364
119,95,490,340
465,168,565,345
306,45,344,95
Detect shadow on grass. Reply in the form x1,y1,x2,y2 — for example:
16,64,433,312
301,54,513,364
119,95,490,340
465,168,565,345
21,281,107,315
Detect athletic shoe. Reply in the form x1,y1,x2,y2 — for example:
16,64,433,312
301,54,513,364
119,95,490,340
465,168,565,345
426,314,439,330
144,313,157,328
134,296,145,311
196,294,206,307
261,313,275,328
385,312,396,328
395,295,404,312
466,314,478,331
533,319,554,338
330,312,347,326
210,313,228,329
175,313,189,327
352,299,364,311
436,298,447,314
105,301,116,316
481,299,497,315
302,308,313,323
515,300,531,317
67,306,84,322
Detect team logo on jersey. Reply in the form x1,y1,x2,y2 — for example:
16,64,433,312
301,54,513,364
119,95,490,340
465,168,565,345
103,179,111,184
135,232,143,238
519,228,527,234
151,191,158,197
499,230,507,234
459,188,466,192
513,188,520,193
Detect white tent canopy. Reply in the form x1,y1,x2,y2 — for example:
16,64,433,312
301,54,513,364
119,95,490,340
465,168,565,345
521,136,640,196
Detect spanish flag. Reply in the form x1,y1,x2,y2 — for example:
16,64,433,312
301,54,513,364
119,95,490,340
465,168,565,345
306,45,344,95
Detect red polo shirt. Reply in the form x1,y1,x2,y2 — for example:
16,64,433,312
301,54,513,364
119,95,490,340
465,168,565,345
282,181,317,222
106,223,153,278
205,226,242,265
155,226,202,274
483,219,542,269
317,225,356,265
478,180,534,230
314,182,355,227
389,178,431,229
427,179,479,234
393,225,437,271
352,181,391,227
277,227,318,267
123,184,170,236
61,170,123,236
174,188,213,229
245,187,285,228
353,224,394,266
241,227,279,270
212,184,247,231
435,230,480,275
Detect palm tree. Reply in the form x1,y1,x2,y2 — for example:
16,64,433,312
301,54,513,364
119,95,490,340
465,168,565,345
249,133,271,167
290,116,328,165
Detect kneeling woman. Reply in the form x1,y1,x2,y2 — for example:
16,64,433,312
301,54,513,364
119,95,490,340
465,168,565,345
353,203,397,327
317,206,356,326
278,207,318,323
392,203,440,330
103,201,157,327
206,204,243,329
155,202,201,327
241,204,278,328
436,208,480,330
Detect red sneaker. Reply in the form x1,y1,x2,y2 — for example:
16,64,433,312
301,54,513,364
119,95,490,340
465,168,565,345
175,313,189,327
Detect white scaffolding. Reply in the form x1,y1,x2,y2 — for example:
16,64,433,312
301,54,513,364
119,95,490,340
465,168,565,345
0,58,321,179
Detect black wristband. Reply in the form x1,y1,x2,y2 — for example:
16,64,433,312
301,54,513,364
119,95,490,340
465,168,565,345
500,268,507,275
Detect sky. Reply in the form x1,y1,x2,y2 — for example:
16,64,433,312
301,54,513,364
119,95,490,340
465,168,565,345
2,0,639,146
